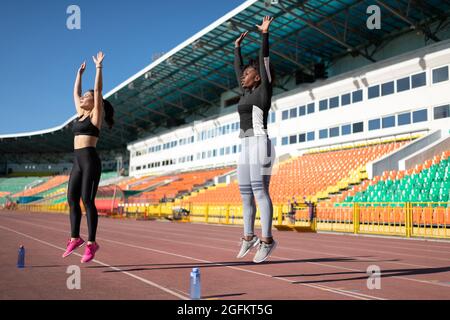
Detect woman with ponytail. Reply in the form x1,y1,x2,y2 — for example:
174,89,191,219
62,51,114,263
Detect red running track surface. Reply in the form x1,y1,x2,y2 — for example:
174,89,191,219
1,210,450,300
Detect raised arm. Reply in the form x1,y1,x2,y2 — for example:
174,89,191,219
73,61,86,116
256,16,274,86
234,31,248,92
91,51,105,127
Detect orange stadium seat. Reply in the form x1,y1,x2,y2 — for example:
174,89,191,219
186,141,409,206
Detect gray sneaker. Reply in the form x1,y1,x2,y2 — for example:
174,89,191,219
253,240,277,263
236,236,260,258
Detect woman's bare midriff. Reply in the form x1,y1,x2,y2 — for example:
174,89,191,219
74,135,98,149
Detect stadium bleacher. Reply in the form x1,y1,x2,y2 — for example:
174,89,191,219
184,140,411,205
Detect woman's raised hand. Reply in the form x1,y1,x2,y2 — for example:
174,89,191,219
78,61,86,75
92,51,105,67
235,31,248,48
256,16,274,33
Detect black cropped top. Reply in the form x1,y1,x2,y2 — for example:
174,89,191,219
72,115,100,137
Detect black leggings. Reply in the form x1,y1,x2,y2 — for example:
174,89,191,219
67,147,102,242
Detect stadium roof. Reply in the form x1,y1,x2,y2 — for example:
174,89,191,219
1,0,450,155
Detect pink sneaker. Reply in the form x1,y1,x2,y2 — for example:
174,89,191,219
62,238,85,258
81,242,99,263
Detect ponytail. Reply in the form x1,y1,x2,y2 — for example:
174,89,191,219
103,99,115,129
86,90,115,129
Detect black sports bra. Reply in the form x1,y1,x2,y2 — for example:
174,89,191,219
72,115,100,137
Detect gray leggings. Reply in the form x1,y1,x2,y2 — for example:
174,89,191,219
237,135,276,238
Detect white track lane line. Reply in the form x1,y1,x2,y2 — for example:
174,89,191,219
0,225,188,300
20,215,448,290
0,220,384,300
5,215,450,290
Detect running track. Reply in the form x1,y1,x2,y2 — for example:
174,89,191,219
1,210,450,300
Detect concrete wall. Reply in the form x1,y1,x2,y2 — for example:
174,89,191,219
400,134,450,170
367,129,443,178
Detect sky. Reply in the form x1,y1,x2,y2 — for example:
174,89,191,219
0,0,246,135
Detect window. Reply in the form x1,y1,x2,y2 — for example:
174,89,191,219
381,81,394,96
329,96,339,109
352,90,363,103
319,129,328,139
269,112,276,124
382,115,395,128
397,112,411,126
397,77,410,92
329,126,339,137
432,66,449,84
299,105,306,116
307,103,315,114
213,149,217,157
226,147,230,154
319,99,328,111
220,148,224,156
369,119,380,131
341,124,351,135
413,109,428,123
270,138,277,146
434,105,450,120
232,146,237,154
353,122,364,133
307,131,315,141
289,107,297,118
298,133,306,143
411,72,426,88
281,137,288,145
289,135,297,144
368,85,380,99
282,110,289,120
341,93,351,106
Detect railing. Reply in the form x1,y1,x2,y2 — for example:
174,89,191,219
16,201,450,239
316,202,450,239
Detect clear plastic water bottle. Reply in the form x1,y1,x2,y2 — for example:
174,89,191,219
190,267,201,299
17,245,25,269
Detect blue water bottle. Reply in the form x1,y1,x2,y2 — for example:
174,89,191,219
190,267,201,300
17,245,25,268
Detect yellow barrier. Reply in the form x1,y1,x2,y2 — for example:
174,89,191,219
317,202,450,239
16,200,450,240
410,202,450,239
